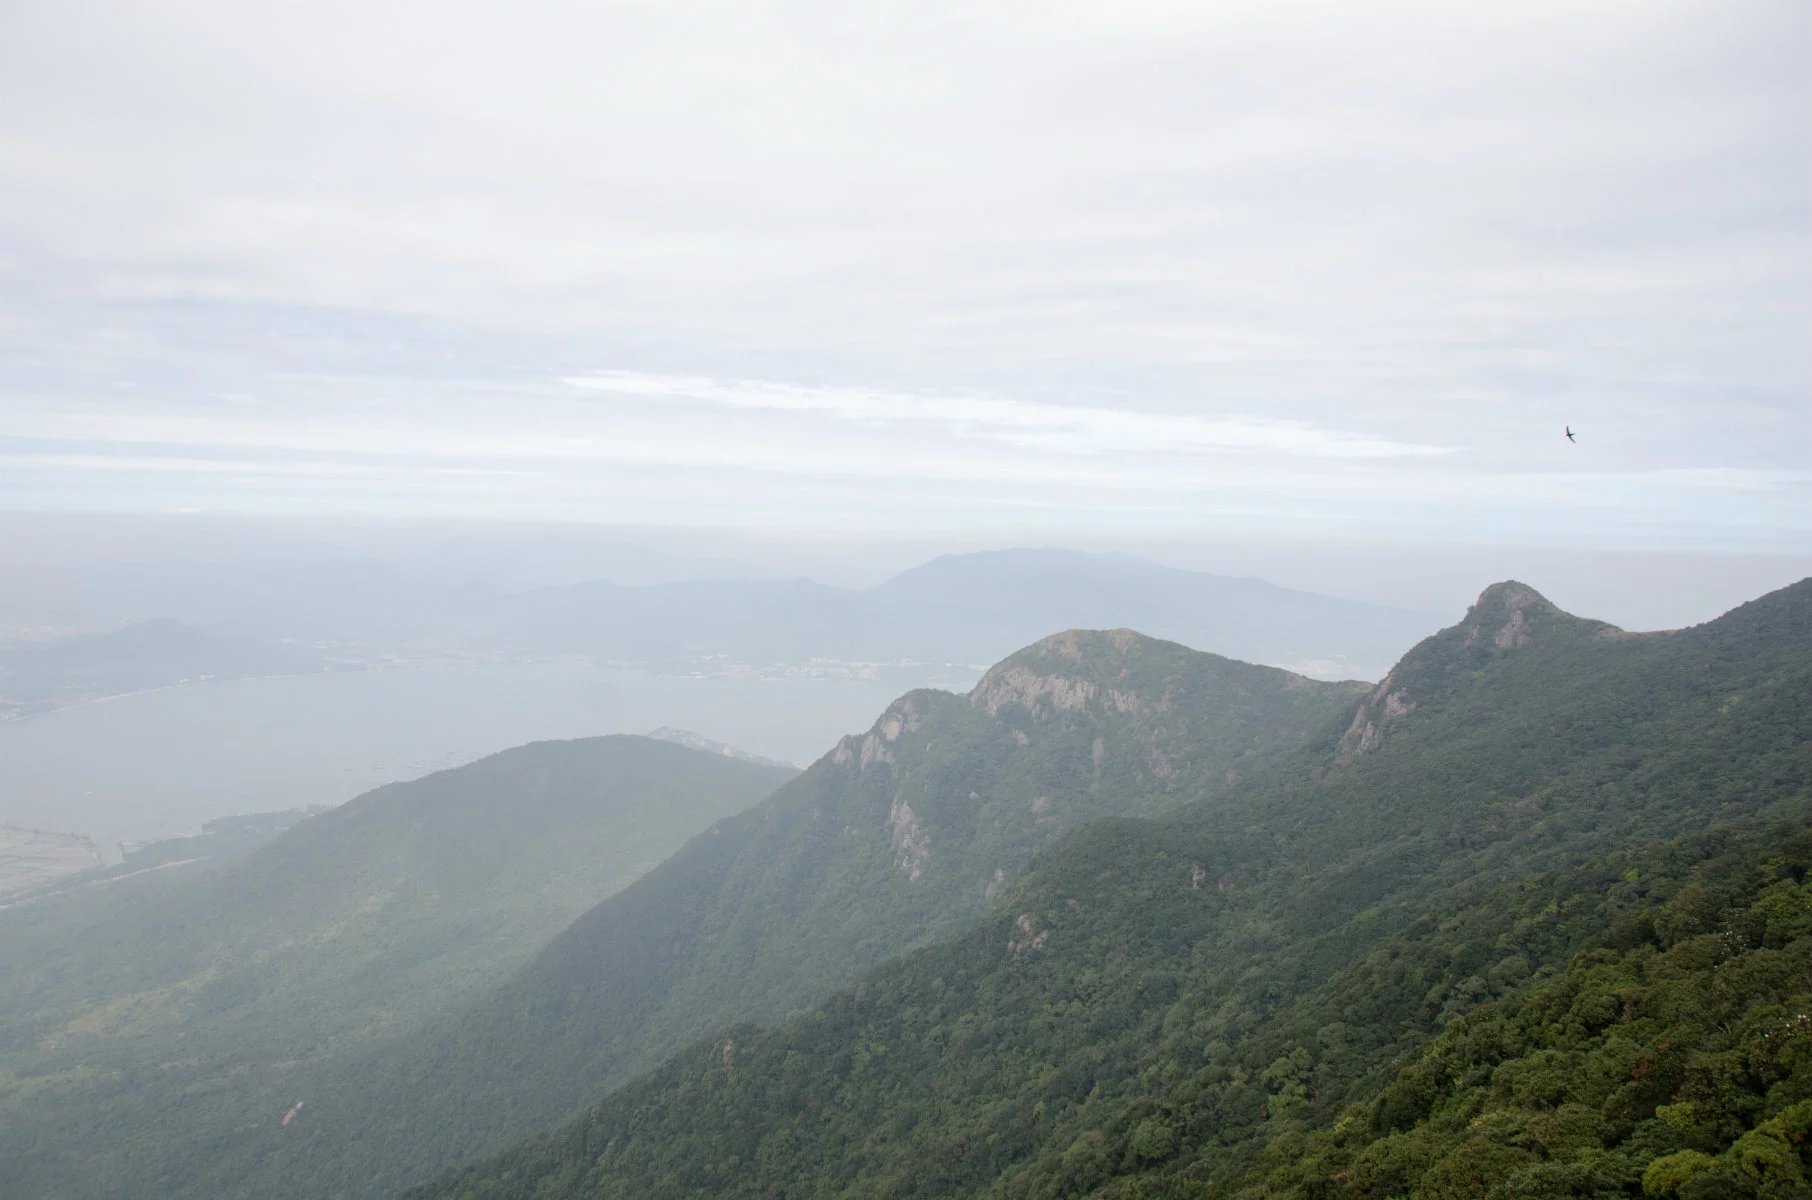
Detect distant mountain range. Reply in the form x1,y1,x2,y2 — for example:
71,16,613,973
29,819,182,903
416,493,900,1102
0,550,1433,720
497,548,1433,679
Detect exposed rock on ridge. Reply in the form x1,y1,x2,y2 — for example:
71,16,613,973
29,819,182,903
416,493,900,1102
831,693,939,771
972,664,1144,718
969,629,1203,719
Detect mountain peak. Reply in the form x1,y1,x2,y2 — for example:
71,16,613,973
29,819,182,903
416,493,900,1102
1026,627,1148,658
1470,579,1551,614
969,628,1191,718
1456,579,1618,652
1460,580,1560,651
1335,581,1618,763
972,634,1126,719
968,627,1350,726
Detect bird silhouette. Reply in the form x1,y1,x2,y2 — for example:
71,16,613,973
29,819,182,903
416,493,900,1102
1565,426,1577,443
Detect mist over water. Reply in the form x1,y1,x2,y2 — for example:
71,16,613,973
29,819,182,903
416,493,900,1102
0,663,905,847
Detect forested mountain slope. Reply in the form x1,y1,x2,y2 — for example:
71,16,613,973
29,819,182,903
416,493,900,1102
1230,828,1812,1199
219,634,1368,1199
0,736,795,1200
411,578,1812,1200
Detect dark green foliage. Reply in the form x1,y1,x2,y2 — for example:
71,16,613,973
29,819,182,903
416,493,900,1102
0,735,794,1200
405,579,1812,1200
1231,838,1812,1200
409,828,1812,1200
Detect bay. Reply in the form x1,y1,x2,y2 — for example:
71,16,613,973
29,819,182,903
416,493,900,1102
0,663,917,848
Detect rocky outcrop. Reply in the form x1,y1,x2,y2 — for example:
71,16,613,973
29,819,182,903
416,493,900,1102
967,630,1168,719
1336,677,1417,761
832,694,936,772
858,735,895,769
971,664,1143,718
886,796,929,882
1007,912,1049,955
1457,582,1547,650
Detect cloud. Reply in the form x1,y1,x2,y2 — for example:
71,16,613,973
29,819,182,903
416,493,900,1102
0,453,540,481
563,372,1449,459
0,0,1805,549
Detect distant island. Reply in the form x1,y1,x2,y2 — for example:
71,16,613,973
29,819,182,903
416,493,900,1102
0,619,332,722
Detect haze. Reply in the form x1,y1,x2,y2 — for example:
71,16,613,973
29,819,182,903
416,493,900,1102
2,5,1810,1200
3,0,1808,859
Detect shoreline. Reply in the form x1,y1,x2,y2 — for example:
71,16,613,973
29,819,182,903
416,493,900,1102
0,663,404,725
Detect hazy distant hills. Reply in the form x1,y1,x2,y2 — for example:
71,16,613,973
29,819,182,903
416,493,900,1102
0,617,323,714
869,550,1423,670
155,629,1368,1199
0,736,794,1199
501,548,1433,678
0,551,1433,709
409,579,1812,1200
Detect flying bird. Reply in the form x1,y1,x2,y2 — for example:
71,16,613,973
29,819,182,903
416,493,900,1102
1565,426,1577,443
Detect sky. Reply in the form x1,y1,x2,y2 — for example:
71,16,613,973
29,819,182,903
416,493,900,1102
1,0,1808,557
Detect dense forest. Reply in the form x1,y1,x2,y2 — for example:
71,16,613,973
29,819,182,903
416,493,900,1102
410,825,1811,1200
1233,828,1812,1199
408,580,1811,1200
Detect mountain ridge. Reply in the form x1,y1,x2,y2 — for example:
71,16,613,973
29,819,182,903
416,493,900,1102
401,577,1812,1200
198,625,1371,1200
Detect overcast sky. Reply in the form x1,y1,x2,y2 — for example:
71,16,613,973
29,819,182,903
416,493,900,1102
1,0,1807,554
